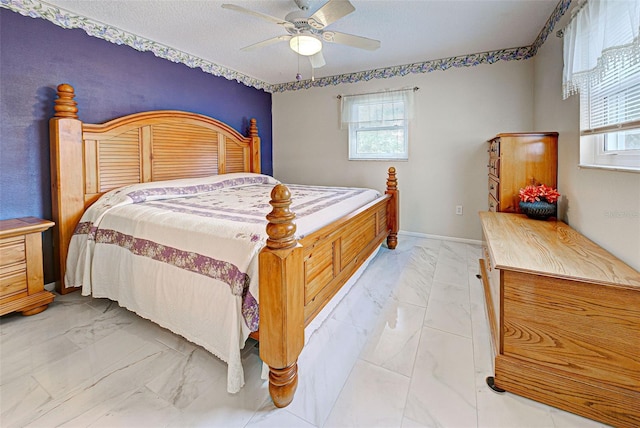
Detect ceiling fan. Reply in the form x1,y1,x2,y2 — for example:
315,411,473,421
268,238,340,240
221,0,381,70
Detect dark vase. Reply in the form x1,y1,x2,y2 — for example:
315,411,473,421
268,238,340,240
519,200,556,220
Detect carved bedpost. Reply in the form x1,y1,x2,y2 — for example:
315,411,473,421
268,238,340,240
249,118,261,174
259,184,304,408
50,83,84,294
385,166,399,250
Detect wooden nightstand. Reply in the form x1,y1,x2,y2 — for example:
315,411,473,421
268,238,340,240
0,217,55,316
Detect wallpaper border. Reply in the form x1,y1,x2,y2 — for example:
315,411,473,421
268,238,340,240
273,0,571,92
1,0,571,93
1,0,276,92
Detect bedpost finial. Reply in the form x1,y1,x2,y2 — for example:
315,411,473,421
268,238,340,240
265,184,297,250
249,118,258,137
54,83,78,119
386,166,397,191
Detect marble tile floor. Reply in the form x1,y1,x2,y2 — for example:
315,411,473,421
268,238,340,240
0,235,610,428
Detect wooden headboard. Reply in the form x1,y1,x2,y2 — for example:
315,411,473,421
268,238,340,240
49,83,262,293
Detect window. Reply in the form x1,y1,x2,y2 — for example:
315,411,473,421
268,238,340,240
604,129,640,152
562,0,640,171
340,89,415,160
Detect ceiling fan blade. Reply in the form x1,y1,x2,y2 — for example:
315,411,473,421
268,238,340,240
323,31,380,51
221,4,294,29
308,0,355,29
241,35,291,52
309,51,326,68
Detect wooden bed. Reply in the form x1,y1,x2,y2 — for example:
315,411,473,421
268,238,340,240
49,83,399,408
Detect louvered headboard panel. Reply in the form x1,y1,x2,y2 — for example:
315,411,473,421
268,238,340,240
79,111,261,204
92,128,142,193
150,122,219,182
225,135,250,173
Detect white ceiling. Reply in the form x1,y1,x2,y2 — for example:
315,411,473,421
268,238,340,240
43,0,561,85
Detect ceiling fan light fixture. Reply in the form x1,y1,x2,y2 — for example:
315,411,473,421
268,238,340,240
289,35,322,56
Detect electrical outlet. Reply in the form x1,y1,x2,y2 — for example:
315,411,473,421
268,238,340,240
456,205,463,215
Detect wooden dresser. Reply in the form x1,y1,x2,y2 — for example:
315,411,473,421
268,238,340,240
478,212,640,427
487,132,558,213
0,217,55,316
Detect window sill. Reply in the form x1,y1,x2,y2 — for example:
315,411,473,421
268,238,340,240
578,164,640,174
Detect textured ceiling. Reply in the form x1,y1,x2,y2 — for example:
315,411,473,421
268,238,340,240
40,0,561,85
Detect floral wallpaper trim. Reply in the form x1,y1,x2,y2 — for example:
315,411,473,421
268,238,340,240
0,0,276,93
272,0,571,92
272,46,532,92
1,0,570,93
527,0,572,58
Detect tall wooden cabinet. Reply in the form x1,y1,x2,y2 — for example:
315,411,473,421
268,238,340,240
487,132,558,213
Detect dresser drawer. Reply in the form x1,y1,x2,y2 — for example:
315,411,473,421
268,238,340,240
0,236,26,266
488,176,499,201
488,194,499,212
489,138,500,157
1,262,28,297
488,158,500,178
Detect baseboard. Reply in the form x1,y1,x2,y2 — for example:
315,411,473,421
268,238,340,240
398,230,483,246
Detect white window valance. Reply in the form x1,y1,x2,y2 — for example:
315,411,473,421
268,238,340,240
562,0,639,103
563,0,640,171
340,88,416,129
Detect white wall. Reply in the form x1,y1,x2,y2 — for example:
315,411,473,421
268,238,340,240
532,13,640,270
273,60,534,241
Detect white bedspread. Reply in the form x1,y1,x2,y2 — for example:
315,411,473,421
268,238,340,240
65,173,380,393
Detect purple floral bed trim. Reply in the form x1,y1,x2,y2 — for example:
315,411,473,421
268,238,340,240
73,221,94,236
144,202,268,224
95,228,259,331
242,291,259,332
126,176,274,203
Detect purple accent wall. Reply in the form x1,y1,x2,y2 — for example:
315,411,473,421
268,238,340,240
0,9,272,283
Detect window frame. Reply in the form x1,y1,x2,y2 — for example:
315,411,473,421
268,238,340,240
580,133,640,172
348,118,409,161
341,88,415,162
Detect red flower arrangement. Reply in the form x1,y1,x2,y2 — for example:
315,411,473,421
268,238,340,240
518,184,561,204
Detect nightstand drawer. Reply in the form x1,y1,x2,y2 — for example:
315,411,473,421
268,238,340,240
1,262,28,297
0,236,26,266
0,217,55,316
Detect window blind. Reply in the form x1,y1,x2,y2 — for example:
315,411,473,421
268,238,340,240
562,0,640,134
580,60,640,134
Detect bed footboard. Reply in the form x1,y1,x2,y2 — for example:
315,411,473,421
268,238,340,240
259,167,399,407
